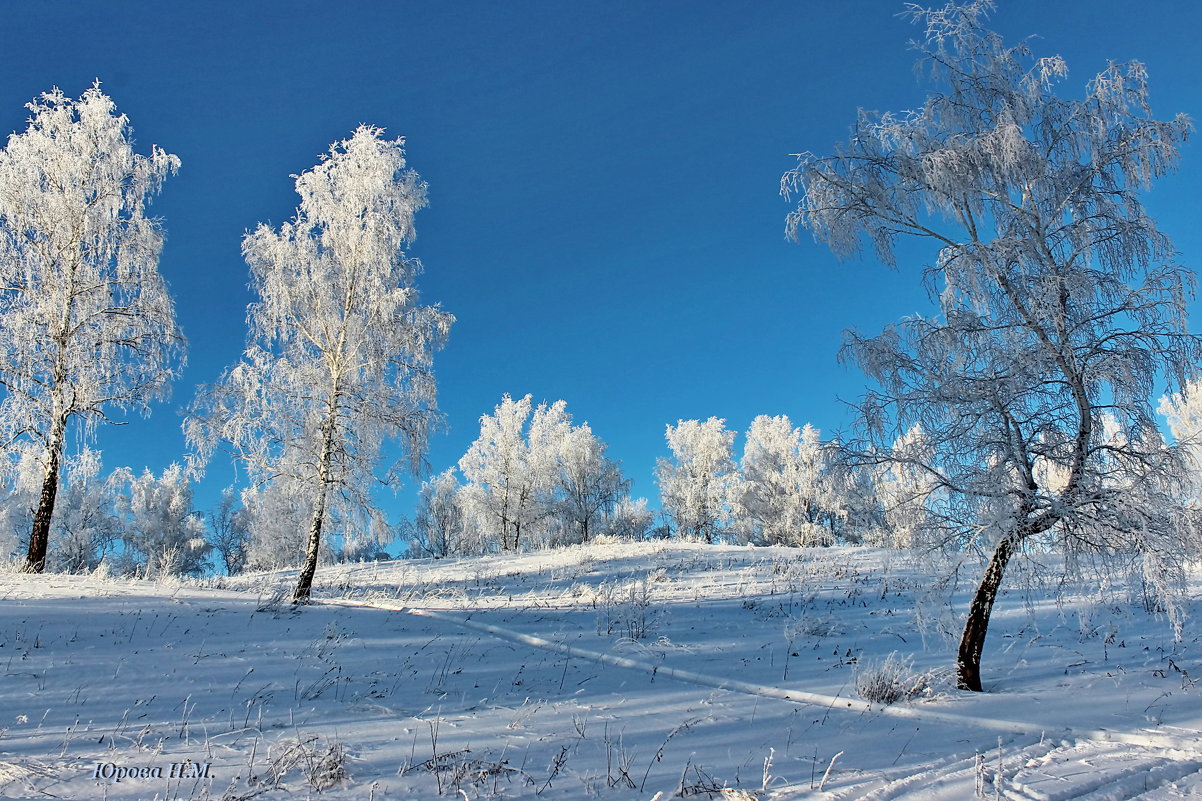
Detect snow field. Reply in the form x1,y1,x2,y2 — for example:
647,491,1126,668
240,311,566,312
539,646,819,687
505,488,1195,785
0,541,1199,799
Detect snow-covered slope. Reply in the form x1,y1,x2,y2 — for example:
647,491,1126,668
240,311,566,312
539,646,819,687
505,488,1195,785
2,541,1200,799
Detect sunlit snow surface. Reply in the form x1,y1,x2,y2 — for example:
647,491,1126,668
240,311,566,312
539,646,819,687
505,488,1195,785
2,541,1200,799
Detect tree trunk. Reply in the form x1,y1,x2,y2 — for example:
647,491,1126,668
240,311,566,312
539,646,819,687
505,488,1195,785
293,491,327,603
956,534,1016,691
24,418,66,573
293,407,337,604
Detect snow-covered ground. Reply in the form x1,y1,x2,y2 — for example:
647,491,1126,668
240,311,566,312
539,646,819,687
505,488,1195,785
1,541,1200,800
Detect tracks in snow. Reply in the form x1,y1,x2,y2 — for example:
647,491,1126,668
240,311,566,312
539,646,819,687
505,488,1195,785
826,738,1202,801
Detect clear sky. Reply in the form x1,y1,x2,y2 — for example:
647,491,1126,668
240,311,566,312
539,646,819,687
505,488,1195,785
3,1,1202,526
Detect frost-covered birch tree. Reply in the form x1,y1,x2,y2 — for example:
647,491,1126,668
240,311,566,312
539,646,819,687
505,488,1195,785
606,496,655,540
738,416,839,546
187,125,452,602
549,418,628,544
457,394,632,551
207,488,249,576
783,1,1201,690
117,464,209,577
458,395,567,551
412,468,470,558
0,84,182,573
458,394,544,551
656,418,738,543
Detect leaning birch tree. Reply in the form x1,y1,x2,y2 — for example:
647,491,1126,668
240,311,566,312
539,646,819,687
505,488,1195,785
782,1,1201,690
187,125,452,602
0,83,182,572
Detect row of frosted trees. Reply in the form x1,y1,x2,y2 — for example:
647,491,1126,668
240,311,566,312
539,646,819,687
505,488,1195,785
407,396,939,558
0,386,939,575
0,82,928,585
1,453,208,577
410,394,651,557
654,416,932,549
31,388,1202,573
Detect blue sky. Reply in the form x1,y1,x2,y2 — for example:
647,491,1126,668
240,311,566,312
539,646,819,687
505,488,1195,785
3,1,1202,524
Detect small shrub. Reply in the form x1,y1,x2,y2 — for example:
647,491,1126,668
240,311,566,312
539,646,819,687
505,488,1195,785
854,652,933,705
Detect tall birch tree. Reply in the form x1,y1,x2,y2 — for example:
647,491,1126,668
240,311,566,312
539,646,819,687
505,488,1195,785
187,125,452,602
0,83,182,572
783,1,1201,690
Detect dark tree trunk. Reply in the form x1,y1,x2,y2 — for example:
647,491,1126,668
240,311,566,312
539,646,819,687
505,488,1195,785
24,418,66,574
293,407,337,604
24,453,61,573
956,534,1016,691
293,493,327,604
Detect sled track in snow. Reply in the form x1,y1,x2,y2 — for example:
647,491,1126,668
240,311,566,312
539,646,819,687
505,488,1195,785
325,597,1200,756
825,738,1202,801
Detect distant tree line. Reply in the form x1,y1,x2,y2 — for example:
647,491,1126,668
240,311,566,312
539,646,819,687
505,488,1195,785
406,405,942,558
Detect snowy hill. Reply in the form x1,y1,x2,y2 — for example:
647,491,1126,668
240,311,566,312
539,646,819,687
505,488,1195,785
2,541,1200,800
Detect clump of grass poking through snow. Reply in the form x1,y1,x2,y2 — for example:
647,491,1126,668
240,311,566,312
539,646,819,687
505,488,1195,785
269,734,349,791
854,652,935,705
595,578,658,641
